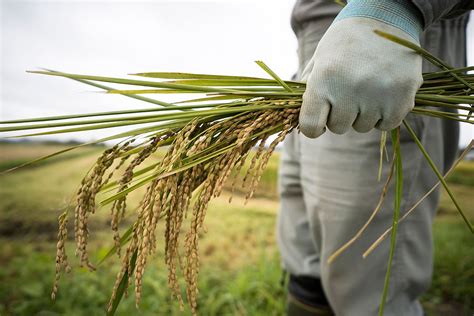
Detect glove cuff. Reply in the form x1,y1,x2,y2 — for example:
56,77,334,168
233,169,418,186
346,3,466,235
334,0,423,41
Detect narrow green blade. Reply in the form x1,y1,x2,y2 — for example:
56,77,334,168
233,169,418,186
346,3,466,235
378,128,403,316
403,120,473,233
27,70,250,94
41,68,174,107
130,72,267,80
255,61,294,92
107,249,137,316
98,226,133,265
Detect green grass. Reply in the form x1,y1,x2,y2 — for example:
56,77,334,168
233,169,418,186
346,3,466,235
0,142,103,172
0,144,104,236
423,220,474,316
0,143,472,315
0,243,285,316
445,160,474,187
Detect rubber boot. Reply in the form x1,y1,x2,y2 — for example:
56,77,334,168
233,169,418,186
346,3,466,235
286,275,334,316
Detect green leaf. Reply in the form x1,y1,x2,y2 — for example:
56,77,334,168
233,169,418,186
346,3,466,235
414,94,474,104
107,249,137,316
423,65,474,79
98,226,133,265
363,140,474,258
108,87,294,94
130,72,268,80
27,70,250,94
378,128,403,316
6,104,294,137
403,120,474,233
255,61,294,92
0,103,219,125
40,68,174,108
107,89,203,94
166,78,302,87
175,95,247,104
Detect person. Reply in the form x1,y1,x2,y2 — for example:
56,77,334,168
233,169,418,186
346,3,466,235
277,0,473,315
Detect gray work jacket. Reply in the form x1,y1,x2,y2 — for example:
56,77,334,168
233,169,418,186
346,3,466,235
291,0,472,69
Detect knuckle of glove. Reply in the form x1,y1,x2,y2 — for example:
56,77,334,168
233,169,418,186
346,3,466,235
327,124,351,135
327,109,354,135
353,122,376,133
353,111,381,133
377,103,412,131
365,73,419,131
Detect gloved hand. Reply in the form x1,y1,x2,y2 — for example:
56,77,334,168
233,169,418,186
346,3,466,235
299,0,424,138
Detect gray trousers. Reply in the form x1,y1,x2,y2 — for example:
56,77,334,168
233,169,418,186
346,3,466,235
277,17,467,316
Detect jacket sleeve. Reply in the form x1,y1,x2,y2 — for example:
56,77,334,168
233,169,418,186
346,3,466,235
410,0,474,27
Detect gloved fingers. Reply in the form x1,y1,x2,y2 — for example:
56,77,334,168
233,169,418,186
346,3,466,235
326,104,358,135
299,92,330,139
376,101,413,131
352,111,381,133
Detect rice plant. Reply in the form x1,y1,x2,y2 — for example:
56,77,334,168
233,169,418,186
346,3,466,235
0,31,473,315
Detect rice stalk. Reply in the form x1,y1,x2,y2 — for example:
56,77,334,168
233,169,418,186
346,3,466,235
0,32,473,315
378,128,403,316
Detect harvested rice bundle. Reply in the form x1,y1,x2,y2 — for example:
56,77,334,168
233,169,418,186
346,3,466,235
1,31,473,315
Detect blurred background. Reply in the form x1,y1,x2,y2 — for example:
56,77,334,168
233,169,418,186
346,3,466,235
1,1,473,315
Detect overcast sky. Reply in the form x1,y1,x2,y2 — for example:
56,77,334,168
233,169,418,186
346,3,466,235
1,0,473,146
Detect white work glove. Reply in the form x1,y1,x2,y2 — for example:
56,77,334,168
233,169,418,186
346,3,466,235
300,0,424,138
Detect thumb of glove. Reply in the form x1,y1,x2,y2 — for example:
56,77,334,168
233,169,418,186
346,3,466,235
299,90,331,139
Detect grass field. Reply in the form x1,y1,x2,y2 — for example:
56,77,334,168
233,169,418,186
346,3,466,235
0,142,473,315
